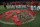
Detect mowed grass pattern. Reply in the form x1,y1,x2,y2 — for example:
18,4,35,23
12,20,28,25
0,5,40,27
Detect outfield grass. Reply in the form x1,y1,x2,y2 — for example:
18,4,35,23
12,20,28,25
0,5,40,27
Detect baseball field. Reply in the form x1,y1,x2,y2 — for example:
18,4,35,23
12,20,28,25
0,5,40,27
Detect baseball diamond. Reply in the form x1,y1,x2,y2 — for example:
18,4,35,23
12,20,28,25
0,1,40,27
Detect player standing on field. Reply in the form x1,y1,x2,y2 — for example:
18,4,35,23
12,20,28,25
26,2,30,10
9,2,12,9
35,1,38,10
18,1,20,8
3,2,6,9
30,1,34,11
16,1,19,9
19,1,23,9
21,2,24,9
33,2,36,11
37,2,40,11
19,2,21,8
12,2,15,9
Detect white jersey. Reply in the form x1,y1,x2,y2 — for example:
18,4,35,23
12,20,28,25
34,6,36,10
37,6,40,10
22,5,26,8
6,5,12,9
16,5,19,8
30,6,33,10
12,5,15,9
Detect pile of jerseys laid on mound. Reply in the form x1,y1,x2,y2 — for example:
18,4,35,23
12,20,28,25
0,9,36,25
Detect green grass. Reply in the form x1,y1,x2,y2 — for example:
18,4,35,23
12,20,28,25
0,5,40,27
